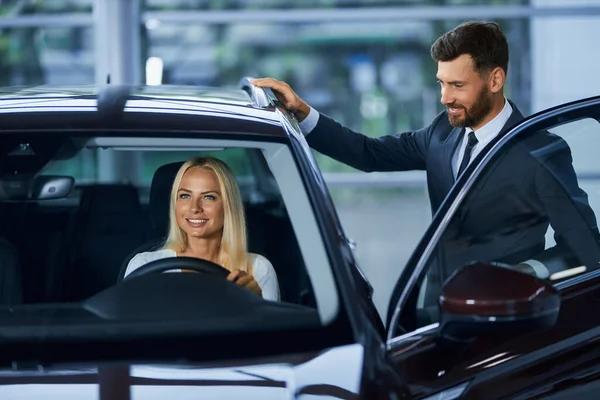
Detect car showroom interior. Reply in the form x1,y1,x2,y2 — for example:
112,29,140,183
1,1,600,399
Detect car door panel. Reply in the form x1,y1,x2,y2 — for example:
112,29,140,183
388,274,600,399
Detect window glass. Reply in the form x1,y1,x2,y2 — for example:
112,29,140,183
402,117,600,331
0,133,332,332
42,148,98,182
142,17,530,173
0,0,92,14
144,0,528,11
0,27,94,86
42,148,253,187
139,148,253,185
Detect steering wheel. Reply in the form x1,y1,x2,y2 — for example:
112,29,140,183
124,256,230,280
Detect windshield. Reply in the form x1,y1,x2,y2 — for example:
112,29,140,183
0,133,339,345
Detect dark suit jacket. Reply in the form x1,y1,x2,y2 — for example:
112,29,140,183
306,102,600,280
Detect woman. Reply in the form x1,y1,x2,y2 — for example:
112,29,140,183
124,157,280,301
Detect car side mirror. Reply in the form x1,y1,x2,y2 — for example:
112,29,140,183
439,261,560,342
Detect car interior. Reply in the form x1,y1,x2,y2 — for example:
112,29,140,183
0,133,337,337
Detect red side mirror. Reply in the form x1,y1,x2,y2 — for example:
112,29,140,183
439,262,560,341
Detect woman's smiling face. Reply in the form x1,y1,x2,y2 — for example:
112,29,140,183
175,166,225,240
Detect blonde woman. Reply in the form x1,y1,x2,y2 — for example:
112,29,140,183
124,157,280,301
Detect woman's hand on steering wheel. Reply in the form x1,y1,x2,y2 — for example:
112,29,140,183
227,269,262,297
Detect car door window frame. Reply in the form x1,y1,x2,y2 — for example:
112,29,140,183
385,96,600,347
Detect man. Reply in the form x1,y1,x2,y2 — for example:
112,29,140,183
253,22,600,288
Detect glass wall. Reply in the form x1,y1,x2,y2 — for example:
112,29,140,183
0,0,94,86
141,14,530,174
144,0,529,10
0,0,92,14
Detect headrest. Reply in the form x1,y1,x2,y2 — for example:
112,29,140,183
79,184,141,215
149,162,184,237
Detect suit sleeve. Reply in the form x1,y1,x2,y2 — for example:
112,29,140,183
532,138,600,273
305,112,443,172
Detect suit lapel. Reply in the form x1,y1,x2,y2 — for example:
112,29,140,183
500,100,525,134
442,127,464,187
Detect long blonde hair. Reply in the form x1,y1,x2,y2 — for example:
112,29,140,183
163,157,250,272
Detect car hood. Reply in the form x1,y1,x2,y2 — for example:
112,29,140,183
0,344,364,399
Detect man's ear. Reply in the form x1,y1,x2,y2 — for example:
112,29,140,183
489,67,505,94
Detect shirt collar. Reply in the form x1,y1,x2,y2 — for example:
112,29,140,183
465,97,513,146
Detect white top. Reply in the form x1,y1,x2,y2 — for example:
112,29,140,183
124,249,281,301
451,98,513,178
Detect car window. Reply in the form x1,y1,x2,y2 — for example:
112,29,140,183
0,133,340,340
400,117,600,332
139,148,253,186
42,148,98,182
43,148,253,188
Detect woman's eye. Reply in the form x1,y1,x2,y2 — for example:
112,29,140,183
204,194,216,200
179,193,190,199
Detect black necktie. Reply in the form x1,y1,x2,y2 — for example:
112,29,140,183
457,131,478,177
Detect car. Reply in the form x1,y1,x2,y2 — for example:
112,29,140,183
0,78,598,399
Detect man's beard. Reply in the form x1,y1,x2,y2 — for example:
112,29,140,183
447,86,493,128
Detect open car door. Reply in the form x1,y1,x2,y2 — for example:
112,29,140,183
384,96,600,400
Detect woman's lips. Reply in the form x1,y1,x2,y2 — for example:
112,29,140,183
186,218,208,228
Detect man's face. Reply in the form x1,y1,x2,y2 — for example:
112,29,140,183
437,54,493,129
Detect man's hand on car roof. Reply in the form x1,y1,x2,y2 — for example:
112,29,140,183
251,77,311,122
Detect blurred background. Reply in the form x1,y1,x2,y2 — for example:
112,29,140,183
2,0,600,318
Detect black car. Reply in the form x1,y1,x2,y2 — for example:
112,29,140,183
0,79,599,399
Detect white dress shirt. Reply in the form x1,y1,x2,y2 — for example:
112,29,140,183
298,106,320,135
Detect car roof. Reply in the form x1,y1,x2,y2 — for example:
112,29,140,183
0,83,288,137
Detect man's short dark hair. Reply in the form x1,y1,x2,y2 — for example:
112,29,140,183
430,21,509,76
